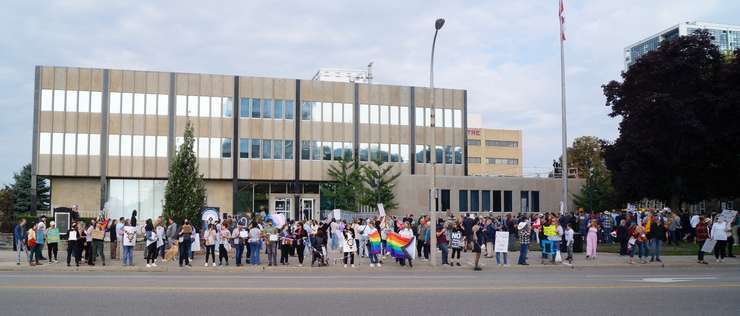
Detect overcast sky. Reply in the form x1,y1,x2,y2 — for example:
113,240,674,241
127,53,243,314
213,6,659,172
1,0,738,184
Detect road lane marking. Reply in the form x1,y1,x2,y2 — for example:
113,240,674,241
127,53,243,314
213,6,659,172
0,284,738,292
631,277,717,283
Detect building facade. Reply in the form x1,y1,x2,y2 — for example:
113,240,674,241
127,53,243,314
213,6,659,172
32,66,583,221
466,128,522,177
32,66,469,220
625,21,740,68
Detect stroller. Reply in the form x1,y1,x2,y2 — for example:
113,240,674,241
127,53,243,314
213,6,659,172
309,237,328,267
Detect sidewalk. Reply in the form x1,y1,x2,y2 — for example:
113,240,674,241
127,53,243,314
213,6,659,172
2,247,738,273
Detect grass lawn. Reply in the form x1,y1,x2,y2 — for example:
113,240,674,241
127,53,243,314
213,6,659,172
509,240,739,256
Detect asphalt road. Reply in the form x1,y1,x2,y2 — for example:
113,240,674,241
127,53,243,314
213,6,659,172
1,266,738,316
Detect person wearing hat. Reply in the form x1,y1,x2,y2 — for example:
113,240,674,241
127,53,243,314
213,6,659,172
695,216,710,264
517,221,531,265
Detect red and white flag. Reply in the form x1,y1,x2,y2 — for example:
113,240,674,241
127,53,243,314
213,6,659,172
559,0,566,41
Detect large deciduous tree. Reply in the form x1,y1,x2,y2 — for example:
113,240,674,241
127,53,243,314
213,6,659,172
602,30,740,209
163,121,206,229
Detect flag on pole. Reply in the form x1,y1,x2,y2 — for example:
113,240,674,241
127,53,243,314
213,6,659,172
559,0,566,41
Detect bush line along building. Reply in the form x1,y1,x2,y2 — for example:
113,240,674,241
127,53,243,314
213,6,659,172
30,66,582,220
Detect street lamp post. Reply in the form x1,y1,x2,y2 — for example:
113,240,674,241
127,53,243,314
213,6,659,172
429,18,445,266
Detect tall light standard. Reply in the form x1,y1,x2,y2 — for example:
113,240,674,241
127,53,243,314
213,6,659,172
428,18,444,266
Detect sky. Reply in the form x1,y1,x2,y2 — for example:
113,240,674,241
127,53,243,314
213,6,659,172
1,0,738,184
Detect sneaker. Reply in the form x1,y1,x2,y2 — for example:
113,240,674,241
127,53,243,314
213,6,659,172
351,264,355,268
474,267,482,271
212,263,216,267
299,264,303,267
344,264,347,268
504,264,510,267
146,264,151,268
456,262,461,266
151,263,157,267
377,263,382,267
205,263,209,267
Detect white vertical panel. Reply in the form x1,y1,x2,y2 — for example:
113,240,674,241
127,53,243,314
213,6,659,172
133,93,145,114
39,132,52,154
390,106,399,125
176,95,187,116
53,90,65,112
157,94,169,116
90,91,102,113
444,109,453,128
120,134,132,156
78,91,90,112
145,93,157,115
400,106,409,126
52,133,64,154
199,96,210,117
41,89,53,111
343,103,352,123
108,135,120,156
132,135,144,156
210,138,221,158
64,133,76,155
65,90,77,112
144,135,156,157
121,93,133,114
76,133,88,155
109,92,121,114
156,136,167,157
89,134,100,156
211,97,221,118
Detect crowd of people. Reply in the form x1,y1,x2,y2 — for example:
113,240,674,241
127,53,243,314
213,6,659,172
12,206,738,270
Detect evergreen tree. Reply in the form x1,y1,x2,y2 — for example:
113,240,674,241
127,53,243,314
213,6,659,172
360,159,401,210
0,186,15,232
10,164,50,214
163,121,206,229
322,158,363,210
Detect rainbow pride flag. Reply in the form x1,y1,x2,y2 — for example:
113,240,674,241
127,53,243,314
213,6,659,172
368,229,381,255
386,232,412,259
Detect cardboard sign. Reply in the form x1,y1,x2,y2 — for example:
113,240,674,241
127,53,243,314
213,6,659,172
494,231,509,253
92,229,105,240
377,204,386,217
701,239,717,253
333,209,341,220
719,210,737,224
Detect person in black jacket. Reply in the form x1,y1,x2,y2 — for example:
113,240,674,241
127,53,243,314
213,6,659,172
616,219,629,256
648,216,666,262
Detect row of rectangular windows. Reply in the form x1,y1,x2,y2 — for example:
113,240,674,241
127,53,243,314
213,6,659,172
237,98,295,120
468,157,519,165
413,107,462,128
39,132,101,156
467,139,519,148
40,90,463,130
455,190,540,212
175,95,234,118
174,137,232,159
40,89,103,113
357,143,409,163
109,135,168,157
237,139,294,160
414,145,463,165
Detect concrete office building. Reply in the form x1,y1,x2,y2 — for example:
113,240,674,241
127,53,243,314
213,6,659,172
625,21,740,68
31,66,581,220
466,128,523,177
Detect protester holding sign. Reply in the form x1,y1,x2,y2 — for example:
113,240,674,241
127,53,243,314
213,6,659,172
695,217,710,264
46,221,60,264
710,216,730,263
122,220,136,266
342,225,357,267
262,220,279,266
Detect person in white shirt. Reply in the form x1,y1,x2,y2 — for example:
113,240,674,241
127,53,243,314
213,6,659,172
357,220,369,258
399,223,415,268
710,217,729,262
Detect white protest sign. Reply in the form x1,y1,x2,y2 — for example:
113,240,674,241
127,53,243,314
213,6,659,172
719,210,737,224
272,213,286,228
701,239,716,253
333,209,341,220
494,231,509,253
191,233,201,252
377,204,386,217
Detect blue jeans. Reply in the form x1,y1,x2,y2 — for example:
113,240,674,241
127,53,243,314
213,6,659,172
438,243,449,265
369,253,379,264
249,242,261,265
496,252,508,265
123,246,133,266
518,244,528,264
16,240,27,264
650,239,661,260
234,243,244,265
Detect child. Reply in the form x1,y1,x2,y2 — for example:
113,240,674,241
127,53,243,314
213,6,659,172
564,223,575,264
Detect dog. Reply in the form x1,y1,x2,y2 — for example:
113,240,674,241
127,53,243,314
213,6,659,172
164,241,179,262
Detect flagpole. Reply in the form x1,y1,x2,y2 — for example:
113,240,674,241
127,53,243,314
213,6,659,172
559,0,568,215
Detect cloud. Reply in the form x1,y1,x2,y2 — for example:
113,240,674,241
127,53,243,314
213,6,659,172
0,0,737,182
